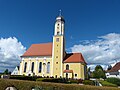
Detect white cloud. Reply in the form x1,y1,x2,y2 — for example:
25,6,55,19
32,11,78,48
70,33,120,70
0,37,26,72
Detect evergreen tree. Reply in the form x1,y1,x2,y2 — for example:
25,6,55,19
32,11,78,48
3,69,10,75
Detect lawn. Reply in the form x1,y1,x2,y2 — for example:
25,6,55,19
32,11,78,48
99,80,118,87
0,79,120,90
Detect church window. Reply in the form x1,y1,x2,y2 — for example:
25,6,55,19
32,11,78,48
66,64,69,70
57,27,59,29
31,62,34,72
47,62,50,73
58,24,59,26
24,62,27,72
39,62,42,73
56,62,58,64
75,74,77,77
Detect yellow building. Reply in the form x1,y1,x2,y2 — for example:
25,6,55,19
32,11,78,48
19,14,87,79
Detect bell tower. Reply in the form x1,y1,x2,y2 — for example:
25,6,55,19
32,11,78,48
52,11,65,78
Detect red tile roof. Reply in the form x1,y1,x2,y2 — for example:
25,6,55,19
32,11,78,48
63,53,86,64
22,43,87,64
22,43,52,56
63,70,73,73
108,62,120,72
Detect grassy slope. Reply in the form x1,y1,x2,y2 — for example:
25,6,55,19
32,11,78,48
0,79,119,90
99,80,118,87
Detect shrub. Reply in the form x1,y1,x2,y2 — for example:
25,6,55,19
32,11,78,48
83,80,95,85
68,79,83,84
36,78,45,81
36,78,70,83
78,79,83,83
10,75,40,81
41,78,68,83
36,78,83,84
68,79,78,84
106,78,120,86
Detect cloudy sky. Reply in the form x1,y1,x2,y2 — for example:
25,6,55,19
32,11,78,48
0,0,120,72
0,37,26,72
70,33,120,70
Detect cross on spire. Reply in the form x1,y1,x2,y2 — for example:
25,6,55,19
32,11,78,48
59,10,62,16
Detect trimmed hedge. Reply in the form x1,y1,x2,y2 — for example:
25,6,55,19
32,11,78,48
0,79,120,90
83,80,95,85
36,78,68,83
10,75,41,81
36,78,83,84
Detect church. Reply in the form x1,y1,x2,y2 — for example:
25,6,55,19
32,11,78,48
18,13,87,79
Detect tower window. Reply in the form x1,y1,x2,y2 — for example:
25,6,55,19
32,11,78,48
57,31,60,35
58,24,59,26
57,27,59,29
56,56,58,58
56,62,58,64
56,38,59,42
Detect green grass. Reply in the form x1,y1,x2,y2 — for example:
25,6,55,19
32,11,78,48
99,80,118,87
0,79,120,90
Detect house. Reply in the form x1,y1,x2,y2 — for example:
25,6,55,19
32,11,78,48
18,13,87,79
11,66,19,75
106,62,120,78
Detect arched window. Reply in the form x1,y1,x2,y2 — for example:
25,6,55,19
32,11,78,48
43,63,46,74
39,62,42,73
57,31,60,35
66,64,69,70
47,62,50,73
31,62,34,72
24,62,27,72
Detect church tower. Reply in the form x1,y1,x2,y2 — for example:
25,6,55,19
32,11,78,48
52,11,65,78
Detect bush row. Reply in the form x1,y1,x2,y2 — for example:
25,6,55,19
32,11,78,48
82,80,95,85
10,75,41,81
36,78,84,84
10,75,84,84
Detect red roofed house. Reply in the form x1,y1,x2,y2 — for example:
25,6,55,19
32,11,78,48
106,62,120,78
19,13,87,79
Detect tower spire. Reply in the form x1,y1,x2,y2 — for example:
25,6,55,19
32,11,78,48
59,10,62,16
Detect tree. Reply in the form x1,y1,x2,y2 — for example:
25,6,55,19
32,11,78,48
3,69,11,75
92,65,106,79
86,67,91,79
